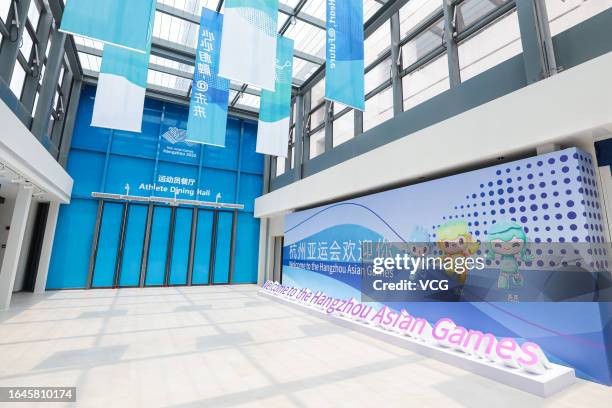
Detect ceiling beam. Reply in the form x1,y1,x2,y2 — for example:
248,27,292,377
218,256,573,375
75,44,262,96
155,2,322,70
278,3,326,30
46,0,82,80
82,69,259,120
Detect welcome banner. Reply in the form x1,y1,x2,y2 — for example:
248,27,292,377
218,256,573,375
257,36,294,157
186,9,230,147
219,0,279,91
283,148,612,385
325,0,365,110
60,0,156,53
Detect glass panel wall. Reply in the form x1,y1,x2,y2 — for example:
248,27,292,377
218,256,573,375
402,54,449,111
458,11,522,81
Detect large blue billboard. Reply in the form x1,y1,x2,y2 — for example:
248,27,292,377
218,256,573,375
283,148,612,385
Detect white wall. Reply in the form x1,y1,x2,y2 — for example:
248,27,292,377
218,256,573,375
0,194,15,273
255,51,612,219
0,99,73,203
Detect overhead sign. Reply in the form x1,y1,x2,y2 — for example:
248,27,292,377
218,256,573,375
60,0,156,53
325,0,365,110
257,36,294,157
186,8,230,146
219,0,279,91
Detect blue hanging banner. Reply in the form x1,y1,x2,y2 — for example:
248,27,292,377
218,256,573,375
60,0,156,54
325,0,365,111
186,8,230,147
257,36,294,157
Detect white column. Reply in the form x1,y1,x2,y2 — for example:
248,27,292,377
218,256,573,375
0,185,33,310
34,201,60,294
257,217,269,285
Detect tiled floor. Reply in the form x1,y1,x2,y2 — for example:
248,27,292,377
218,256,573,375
0,285,610,407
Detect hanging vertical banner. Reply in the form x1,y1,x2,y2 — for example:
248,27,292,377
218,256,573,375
91,45,150,132
186,8,230,147
219,0,279,91
90,1,155,133
325,0,365,111
60,0,156,53
257,36,294,157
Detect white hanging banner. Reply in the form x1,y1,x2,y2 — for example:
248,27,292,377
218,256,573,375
218,0,279,91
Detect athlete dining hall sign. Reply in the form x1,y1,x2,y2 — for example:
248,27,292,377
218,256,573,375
260,281,576,397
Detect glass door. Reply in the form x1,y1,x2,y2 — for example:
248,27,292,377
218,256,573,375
168,208,193,285
144,206,172,286
192,209,214,285
91,202,124,288
212,211,235,284
118,204,149,287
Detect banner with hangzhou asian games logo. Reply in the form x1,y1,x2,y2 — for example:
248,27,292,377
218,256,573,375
186,8,230,147
325,0,365,111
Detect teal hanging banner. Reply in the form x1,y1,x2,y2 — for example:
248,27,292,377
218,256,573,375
257,36,294,157
60,0,156,53
186,8,230,147
91,1,155,132
325,0,365,111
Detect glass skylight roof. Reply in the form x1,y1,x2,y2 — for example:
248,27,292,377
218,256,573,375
283,19,326,58
73,0,391,111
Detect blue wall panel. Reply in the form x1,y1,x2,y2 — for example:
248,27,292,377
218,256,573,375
49,85,263,289
192,210,214,284
111,109,160,160
119,205,148,287
169,208,192,285
67,150,106,196
203,118,240,171
240,122,264,175
105,155,156,197
233,213,260,283
239,173,263,213
71,94,111,153
145,206,171,286
213,212,233,284
48,199,99,289
200,168,237,204
91,202,123,287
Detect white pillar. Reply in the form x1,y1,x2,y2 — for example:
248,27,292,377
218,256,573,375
0,185,33,310
257,217,269,285
34,202,60,294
